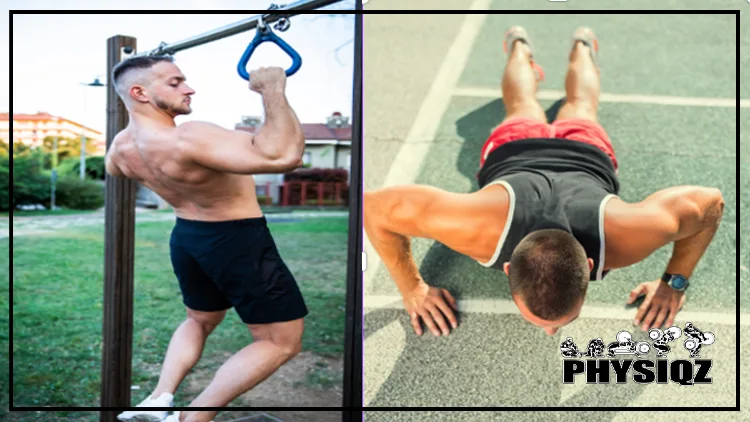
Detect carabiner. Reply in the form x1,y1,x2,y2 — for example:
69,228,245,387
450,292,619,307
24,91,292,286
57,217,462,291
237,17,302,81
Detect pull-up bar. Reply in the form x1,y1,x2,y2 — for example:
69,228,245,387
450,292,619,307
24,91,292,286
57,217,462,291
138,0,342,57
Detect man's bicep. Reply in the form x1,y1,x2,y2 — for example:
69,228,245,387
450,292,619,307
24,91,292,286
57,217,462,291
369,186,447,236
614,186,719,246
606,198,681,267
179,122,279,174
367,186,482,255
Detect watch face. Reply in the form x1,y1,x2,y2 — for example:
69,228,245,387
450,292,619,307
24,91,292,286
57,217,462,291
671,276,687,289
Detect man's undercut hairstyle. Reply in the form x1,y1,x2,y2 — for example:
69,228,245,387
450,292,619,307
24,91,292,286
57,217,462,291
508,229,589,321
112,55,174,100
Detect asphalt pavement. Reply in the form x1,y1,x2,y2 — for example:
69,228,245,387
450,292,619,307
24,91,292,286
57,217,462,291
363,3,744,419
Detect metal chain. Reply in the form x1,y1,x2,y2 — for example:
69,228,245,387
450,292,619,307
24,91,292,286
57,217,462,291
267,3,291,32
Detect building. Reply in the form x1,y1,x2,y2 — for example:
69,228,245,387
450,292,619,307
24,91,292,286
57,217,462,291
1,112,106,155
235,111,352,170
235,112,352,205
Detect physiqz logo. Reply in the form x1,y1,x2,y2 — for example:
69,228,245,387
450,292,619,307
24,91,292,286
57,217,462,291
560,322,715,386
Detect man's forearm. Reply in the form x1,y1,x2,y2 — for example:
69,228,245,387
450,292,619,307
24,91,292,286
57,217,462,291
255,88,304,161
364,194,424,296
367,227,424,296
665,199,724,279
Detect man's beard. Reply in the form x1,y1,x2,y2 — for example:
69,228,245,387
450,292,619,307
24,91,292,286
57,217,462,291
155,97,191,116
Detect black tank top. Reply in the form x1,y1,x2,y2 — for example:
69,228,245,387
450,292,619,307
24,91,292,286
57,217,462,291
476,138,620,281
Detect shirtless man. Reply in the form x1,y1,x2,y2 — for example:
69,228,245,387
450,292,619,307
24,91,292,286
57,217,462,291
364,27,725,338
108,56,307,422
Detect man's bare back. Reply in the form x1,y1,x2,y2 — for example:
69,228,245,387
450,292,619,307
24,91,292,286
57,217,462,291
108,124,262,221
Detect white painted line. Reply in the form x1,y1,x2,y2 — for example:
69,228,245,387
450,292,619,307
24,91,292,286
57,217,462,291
364,2,491,289
364,320,406,406
452,86,750,108
364,295,746,326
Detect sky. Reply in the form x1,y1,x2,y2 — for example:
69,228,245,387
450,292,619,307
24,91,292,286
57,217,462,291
4,0,356,136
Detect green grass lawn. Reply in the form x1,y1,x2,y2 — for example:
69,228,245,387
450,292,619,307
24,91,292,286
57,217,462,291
3,205,349,218
5,217,348,417
1,209,100,218
154,205,350,214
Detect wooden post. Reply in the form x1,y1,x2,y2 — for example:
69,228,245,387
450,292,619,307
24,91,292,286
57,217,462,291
317,182,324,206
101,35,137,422
300,181,307,206
335,182,342,205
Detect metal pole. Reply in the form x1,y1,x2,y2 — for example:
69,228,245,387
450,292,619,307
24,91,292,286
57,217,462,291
100,35,138,422
51,136,58,210
52,136,59,168
80,131,87,180
80,80,104,180
80,86,87,180
137,0,342,56
50,169,57,211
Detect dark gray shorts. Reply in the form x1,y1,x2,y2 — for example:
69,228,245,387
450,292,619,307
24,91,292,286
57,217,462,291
169,216,308,324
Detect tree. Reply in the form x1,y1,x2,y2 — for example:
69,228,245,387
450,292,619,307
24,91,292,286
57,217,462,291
12,148,50,208
7,136,99,170
41,135,99,162
11,141,32,156
24,136,99,170
0,154,8,211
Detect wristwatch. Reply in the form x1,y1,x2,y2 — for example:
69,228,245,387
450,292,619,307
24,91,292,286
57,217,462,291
661,273,690,292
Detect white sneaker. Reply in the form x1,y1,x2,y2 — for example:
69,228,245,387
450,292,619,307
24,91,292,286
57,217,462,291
116,392,174,422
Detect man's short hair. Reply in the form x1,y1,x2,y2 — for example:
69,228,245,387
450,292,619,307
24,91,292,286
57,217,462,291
112,55,173,85
508,229,589,321
111,55,174,100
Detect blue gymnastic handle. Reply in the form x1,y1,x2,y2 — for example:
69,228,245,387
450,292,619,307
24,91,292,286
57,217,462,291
237,27,302,81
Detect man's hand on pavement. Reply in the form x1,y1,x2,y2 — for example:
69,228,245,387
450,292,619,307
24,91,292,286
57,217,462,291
628,279,686,331
403,281,458,337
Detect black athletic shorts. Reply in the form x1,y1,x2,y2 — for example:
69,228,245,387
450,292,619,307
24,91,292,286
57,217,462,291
169,216,308,324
